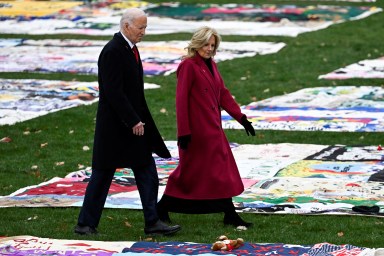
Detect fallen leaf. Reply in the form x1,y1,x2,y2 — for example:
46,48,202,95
27,215,38,221
337,232,344,237
40,142,48,148
124,221,132,228
55,162,65,166
32,170,41,178
0,137,12,143
235,226,247,231
83,146,90,151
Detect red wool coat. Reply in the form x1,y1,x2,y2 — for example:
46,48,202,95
164,54,245,200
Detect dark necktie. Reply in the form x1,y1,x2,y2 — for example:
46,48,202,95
132,45,139,63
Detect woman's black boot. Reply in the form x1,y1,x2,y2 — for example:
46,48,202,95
223,211,252,227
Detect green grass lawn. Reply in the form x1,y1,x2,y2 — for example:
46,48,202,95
1,0,384,248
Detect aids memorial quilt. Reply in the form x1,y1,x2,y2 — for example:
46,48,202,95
0,79,159,126
0,38,285,76
318,56,384,80
222,86,384,132
1,236,378,256
0,2,381,37
1,142,384,218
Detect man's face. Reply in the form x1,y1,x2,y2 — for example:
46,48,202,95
125,16,147,44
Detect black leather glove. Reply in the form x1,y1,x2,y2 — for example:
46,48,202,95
241,115,255,136
177,134,191,150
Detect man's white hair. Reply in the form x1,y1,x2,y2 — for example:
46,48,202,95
120,8,147,29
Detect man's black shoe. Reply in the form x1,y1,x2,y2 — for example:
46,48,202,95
74,225,98,235
144,220,181,236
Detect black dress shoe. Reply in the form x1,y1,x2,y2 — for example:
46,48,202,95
74,225,98,235
144,220,181,236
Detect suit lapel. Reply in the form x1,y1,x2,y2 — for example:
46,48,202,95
196,56,220,103
114,32,142,71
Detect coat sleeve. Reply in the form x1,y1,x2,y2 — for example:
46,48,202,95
176,60,194,137
98,45,141,128
215,68,244,123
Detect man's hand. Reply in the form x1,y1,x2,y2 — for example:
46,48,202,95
133,121,145,136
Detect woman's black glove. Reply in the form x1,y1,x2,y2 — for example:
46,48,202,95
178,134,191,150
241,115,255,136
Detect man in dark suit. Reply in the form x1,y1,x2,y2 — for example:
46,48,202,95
74,8,181,236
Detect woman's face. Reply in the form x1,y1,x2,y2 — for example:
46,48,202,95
197,35,216,59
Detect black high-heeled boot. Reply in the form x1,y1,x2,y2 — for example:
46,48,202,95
223,211,252,227
158,208,171,223
157,198,172,223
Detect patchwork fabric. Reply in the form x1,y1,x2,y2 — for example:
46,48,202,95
0,2,381,36
1,142,384,218
0,78,159,126
0,236,374,256
222,86,384,132
0,39,285,76
318,57,384,80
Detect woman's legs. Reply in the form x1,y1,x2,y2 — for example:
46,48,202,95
157,195,252,227
222,198,252,227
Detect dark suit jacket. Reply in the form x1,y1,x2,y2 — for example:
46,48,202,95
92,32,171,169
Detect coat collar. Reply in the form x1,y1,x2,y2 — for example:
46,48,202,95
113,32,129,48
193,54,216,83
113,32,143,70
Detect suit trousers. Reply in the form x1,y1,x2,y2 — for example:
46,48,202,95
77,157,159,228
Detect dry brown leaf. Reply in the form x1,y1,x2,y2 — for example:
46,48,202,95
0,137,12,143
124,221,132,228
55,161,65,166
33,170,41,178
41,142,48,148
337,231,344,237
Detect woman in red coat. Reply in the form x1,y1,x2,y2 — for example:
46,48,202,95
157,26,255,227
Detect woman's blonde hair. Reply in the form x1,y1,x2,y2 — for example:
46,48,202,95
182,26,221,60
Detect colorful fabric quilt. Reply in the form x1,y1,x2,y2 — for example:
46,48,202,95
318,57,384,80
222,86,384,132
0,2,381,37
2,142,384,218
0,79,159,126
0,236,378,256
0,38,285,76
